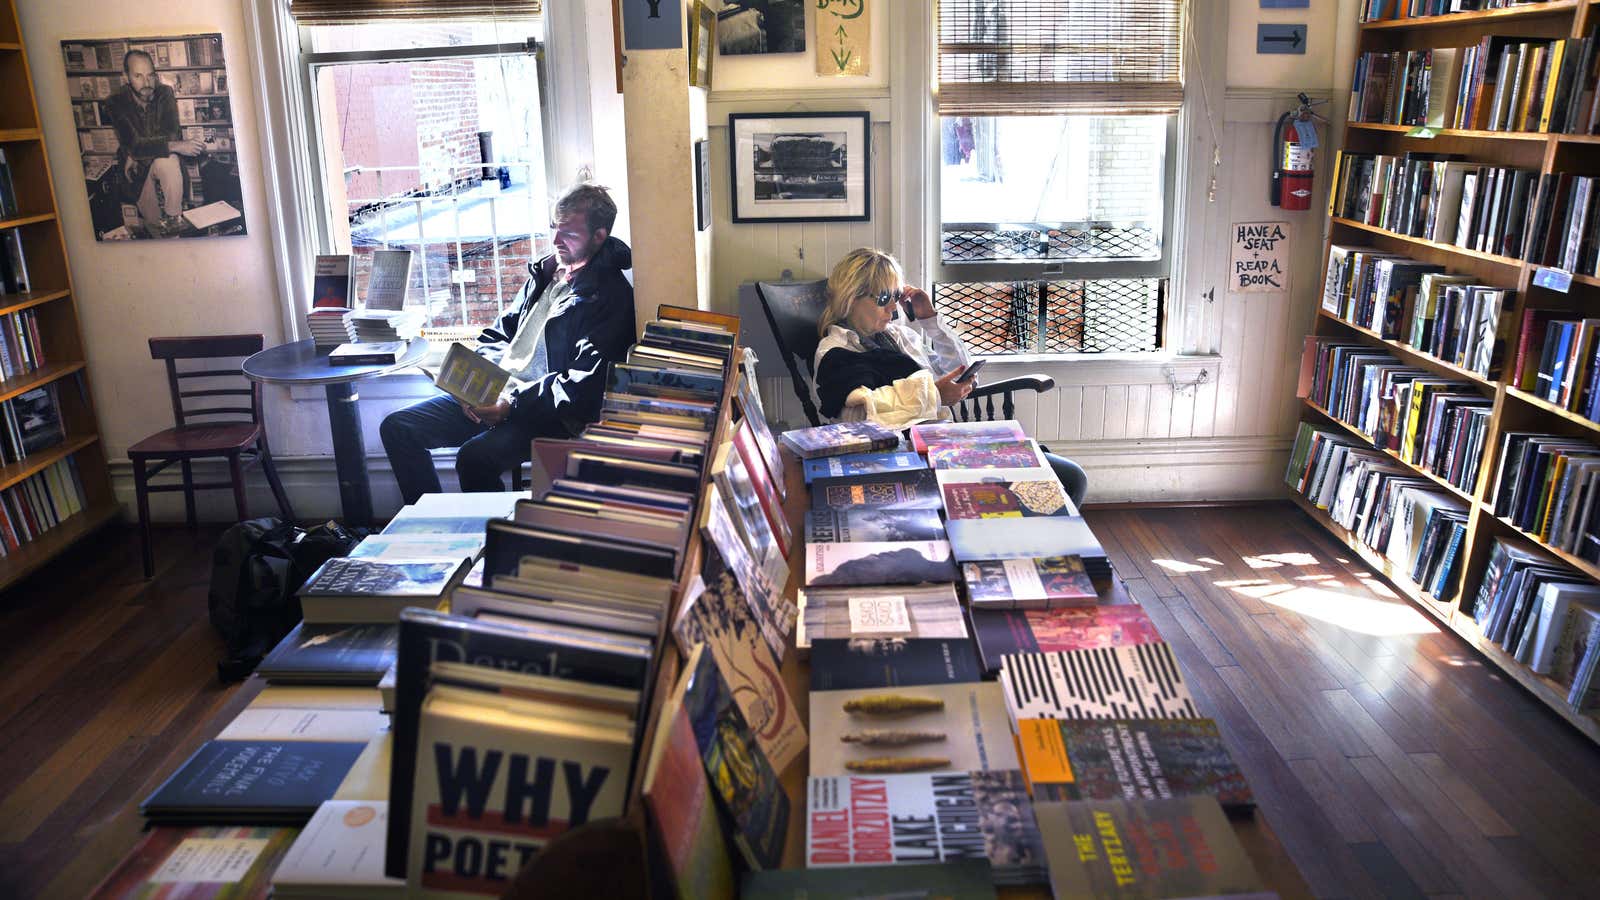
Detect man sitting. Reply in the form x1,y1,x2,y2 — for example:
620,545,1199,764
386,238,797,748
380,183,634,503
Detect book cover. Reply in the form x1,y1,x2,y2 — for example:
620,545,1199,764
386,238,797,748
273,801,402,895
311,254,353,308
909,420,1027,453
741,861,997,900
962,556,1097,609
805,540,958,587
802,451,926,484
803,507,946,544
943,479,1072,519
730,424,794,558
300,558,465,600
999,644,1199,721
364,249,411,310
327,342,404,367
1036,797,1266,899
672,542,808,774
641,695,737,900
926,439,1047,471
808,681,1019,778
434,343,510,408
702,487,792,660
385,608,652,879
216,706,387,744
1015,718,1255,813
812,469,942,511
349,533,484,562
733,376,786,502
969,606,1161,675
798,584,968,649
809,637,984,691
87,825,296,900
806,770,1046,886
407,688,631,896
681,643,791,871
141,740,365,824
257,622,397,686
607,361,723,401
13,386,63,456
778,421,900,459
945,517,1109,571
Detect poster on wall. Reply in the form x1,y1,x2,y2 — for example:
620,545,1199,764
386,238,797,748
60,34,245,241
718,0,805,55
816,0,869,76
1230,222,1290,293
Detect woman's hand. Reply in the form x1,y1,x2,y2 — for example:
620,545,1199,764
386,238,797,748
935,367,975,405
900,286,936,322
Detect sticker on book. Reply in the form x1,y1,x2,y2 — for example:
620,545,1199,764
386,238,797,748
848,594,911,634
150,837,269,883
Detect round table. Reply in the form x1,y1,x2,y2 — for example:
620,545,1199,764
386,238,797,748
243,338,429,525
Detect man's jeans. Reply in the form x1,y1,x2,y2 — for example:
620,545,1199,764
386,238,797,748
379,394,537,504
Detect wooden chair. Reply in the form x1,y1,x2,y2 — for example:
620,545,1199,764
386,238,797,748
128,334,294,577
752,278,1057,426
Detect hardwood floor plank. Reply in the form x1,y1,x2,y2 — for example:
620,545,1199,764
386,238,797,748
1406,752,1515,838
1285,757,1376,843
1348,841,1428,900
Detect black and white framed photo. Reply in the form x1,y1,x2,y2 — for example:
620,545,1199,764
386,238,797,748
717,0,805,55
728,111,869,224
60,34,245,240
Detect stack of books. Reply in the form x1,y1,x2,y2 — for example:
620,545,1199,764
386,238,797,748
1473,538,1600,709
346,309,425,343
307,307,353,349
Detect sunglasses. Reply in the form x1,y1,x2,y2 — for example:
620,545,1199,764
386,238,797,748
870,289,906,308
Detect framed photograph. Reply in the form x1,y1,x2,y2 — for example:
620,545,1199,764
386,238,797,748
717,0,804,55
728,111,869,224
60,33,245,240
694,139,711,231
688,1,715,88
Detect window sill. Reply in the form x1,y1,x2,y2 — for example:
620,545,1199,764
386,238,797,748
976,352,1219,388
287,368,438,403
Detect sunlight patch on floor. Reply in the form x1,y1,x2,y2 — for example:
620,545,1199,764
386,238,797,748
1152,558,1211,573
1214,578,1271,588
1198,557,1224,567
1295,574,1338,583
1234,584,1440,636
1244,552,1321,569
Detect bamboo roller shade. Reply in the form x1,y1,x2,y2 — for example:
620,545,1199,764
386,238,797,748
288,0,541,24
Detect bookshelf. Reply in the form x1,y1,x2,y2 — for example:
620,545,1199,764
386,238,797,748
0,0,116,590
1299,0,1600,743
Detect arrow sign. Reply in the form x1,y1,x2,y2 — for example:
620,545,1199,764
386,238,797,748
1257,24,1307,54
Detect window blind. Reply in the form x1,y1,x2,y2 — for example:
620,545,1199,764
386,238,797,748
937,0,1184,116
288,0,541,24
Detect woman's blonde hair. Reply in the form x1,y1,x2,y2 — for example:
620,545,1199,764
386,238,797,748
819,248,904,336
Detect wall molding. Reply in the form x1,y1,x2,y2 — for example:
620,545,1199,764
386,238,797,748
1223,87,1337,125
706,89,892,123
982,352,1221,388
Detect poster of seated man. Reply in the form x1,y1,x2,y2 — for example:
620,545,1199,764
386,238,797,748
61,33,245,240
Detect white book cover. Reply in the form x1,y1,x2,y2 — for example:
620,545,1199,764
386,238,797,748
365,249,412,311
350,534,484,562
807,681,1018,778
216,707,388,743
998,643,1199,722
273,801,403,895
408,492,525,519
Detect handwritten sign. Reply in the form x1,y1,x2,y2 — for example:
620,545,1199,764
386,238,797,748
816,0,870,76
847,594,910,634
1231,222,1290,293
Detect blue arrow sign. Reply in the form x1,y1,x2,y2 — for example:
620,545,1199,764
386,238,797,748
1257,24,1307,54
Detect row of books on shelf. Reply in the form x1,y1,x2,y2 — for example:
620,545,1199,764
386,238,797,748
1329,152,1600,275
1360,0,1565,23
1289,421,1473,601
70,68,227,103
0,385,64,467
0,308,46,380
1348,33,1599,133
1492,431,1600,561
0,457,87,555
62,36,224,73
1302,338,1490,494
1473,537,1600,708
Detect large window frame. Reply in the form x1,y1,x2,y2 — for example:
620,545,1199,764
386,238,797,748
297,30,554,328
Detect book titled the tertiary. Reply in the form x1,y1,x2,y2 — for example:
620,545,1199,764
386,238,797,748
999,643,1199,721
806,769,1047,886
1035,797,1266,899
433,342,510,407
1015,717,1255,814
779,421,900,459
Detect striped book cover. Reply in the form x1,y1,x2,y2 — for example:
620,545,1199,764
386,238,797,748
998,642,1198,721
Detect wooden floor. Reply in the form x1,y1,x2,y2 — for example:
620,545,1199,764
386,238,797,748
2,506,1599,898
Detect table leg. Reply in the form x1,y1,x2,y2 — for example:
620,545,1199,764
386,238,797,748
324,382,375,526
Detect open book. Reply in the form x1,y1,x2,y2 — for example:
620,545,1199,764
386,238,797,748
433,341,510,407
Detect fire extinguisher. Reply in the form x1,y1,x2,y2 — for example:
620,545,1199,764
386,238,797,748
1271,93,1318,211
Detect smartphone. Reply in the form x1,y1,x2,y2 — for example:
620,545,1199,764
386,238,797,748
955,359,986,383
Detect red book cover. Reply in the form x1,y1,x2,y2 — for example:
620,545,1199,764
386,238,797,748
733,419,792,557
942,479,1072,519
642,701,736,900
910,419,1026,453
969,605,1161,675
926,439,1045,470
1515,307,1559,391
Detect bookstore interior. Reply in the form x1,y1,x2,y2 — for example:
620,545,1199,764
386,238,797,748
5,0,1600,897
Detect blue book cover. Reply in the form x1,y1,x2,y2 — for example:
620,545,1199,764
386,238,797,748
1547,321,1576,404
809,637,984,691
802,451,926,484
140,740,364,823
803,508,945,543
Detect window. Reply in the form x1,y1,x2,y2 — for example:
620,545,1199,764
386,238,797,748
296,14,550,329
934,0,1184,355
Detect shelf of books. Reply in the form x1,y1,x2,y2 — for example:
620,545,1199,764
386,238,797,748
91,308,1321,896
1298,0,1600,746
0,0,116,593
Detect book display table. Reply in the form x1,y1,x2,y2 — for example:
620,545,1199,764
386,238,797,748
243,338,428,525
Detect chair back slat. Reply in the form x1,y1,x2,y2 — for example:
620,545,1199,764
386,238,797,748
149,334,264,429
753,280,830,428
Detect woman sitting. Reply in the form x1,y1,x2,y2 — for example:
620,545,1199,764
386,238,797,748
812,247,1087,506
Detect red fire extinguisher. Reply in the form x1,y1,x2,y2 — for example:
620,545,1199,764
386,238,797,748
1271,93,1317,211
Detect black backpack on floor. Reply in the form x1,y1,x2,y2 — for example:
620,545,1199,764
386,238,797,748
207,518,361,682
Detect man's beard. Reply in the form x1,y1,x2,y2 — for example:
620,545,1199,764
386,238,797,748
136,87,154,102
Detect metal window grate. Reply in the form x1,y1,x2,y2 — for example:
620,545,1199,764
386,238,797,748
942,223,1159,262
934,277,1163,355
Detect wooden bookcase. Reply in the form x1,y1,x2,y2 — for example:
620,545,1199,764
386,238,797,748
1301,0,1600,742
0,0,118,590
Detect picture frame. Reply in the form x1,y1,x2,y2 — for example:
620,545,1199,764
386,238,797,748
688,1,715,88
727,111,869,224
694,138,711,231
